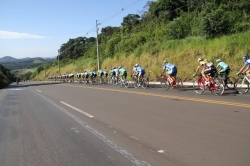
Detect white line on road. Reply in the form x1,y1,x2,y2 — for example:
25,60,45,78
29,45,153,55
60,101,94,118
34,91,150,166
36,90,42,93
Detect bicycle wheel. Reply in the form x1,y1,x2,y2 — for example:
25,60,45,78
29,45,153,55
160,78,170,90
175,77,183,91
133,80,139,88
141,79,148,89
160,78,166,88
235,78,249,94
193,79,205,94
211,79,225,95
124,80,129,88
226,76,236,90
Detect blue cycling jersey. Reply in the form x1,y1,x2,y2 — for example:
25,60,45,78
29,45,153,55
163,63,177,71
244,59,250,66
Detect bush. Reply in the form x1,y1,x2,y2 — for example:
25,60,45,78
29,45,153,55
166,16,191,39
201,9,231,38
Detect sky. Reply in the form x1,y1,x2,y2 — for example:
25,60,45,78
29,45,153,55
0,0,152,59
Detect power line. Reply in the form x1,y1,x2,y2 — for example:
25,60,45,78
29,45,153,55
99,0,143,26
42,0,144,37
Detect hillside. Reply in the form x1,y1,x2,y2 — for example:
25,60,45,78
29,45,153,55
0,56,17,62
33,30,250,82
30,0,250,81
0,57,55,71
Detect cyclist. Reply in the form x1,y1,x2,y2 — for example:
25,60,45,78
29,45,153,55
83,71,89,82
236,54,250,78
76,71,81,80
92,70,97,78
161,60,177,86
216,59,230,77
98,69,104,78
88,70,94,78
112,67,119,83
103,69,108,78
193,57,217,86
118,66,127,79
110,68,115,78
133,64,145,85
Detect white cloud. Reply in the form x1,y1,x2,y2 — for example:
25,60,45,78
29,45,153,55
0,30,46,39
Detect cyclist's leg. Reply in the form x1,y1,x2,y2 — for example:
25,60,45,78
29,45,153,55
246,69,250,78
202,69,210,82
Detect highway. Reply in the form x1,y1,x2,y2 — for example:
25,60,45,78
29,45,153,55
0,82,249,166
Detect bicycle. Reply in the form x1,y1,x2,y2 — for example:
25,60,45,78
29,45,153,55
193,74,225,95
90,76,98,85
120,77,129,88
160,74,183,91
234,73,250,94
132,75,149,89
214,73,236,90
111,76,121,85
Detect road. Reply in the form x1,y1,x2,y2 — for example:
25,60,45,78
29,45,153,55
0,82,249,166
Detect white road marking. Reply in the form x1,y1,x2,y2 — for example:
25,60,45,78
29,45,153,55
158,150,165,153
36,90,42,92
8,88,23,90
35,90,150,166
60,101,94,118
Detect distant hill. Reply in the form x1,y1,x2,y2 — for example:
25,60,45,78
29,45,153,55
0,56,17,62
0,56,55,70
0,56,55,63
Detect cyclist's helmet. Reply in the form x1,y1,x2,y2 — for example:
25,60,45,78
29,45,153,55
163,60,168,64
198,57,203,62
135,64,139,67
216,59,221,63
243,54,249,59
113,67,116,69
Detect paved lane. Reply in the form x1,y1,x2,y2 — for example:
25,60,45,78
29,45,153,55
0,83,148,166
0,82,249,166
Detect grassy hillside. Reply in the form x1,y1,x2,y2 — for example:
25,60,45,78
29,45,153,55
33,30,250,82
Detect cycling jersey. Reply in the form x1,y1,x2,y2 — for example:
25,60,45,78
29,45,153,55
98,70,104,77
244,59,250,67
76,72,81,78
135,66,145,76
113,68,119,76
163,63,177,76
217,62,230,73
83,72,89,78
103,70,108,77
119,68,127,76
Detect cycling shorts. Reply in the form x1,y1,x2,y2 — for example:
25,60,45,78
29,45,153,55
203,66,217,77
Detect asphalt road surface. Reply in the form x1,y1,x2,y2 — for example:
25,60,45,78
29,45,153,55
0,82,249,166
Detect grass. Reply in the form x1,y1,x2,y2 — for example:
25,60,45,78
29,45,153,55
34,30,250,82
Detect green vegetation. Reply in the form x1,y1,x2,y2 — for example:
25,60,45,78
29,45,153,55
0,64,15,89
31,0,250,81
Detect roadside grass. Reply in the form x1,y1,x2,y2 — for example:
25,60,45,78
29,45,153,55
34,30,250,82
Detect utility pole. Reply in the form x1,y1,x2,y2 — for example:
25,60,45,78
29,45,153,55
96,20,100,71
58,49,60,76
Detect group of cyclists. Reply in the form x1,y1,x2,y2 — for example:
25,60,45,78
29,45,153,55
48,53,250,89
191,54,250,87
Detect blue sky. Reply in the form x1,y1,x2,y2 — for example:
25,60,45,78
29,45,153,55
0,0,152,59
